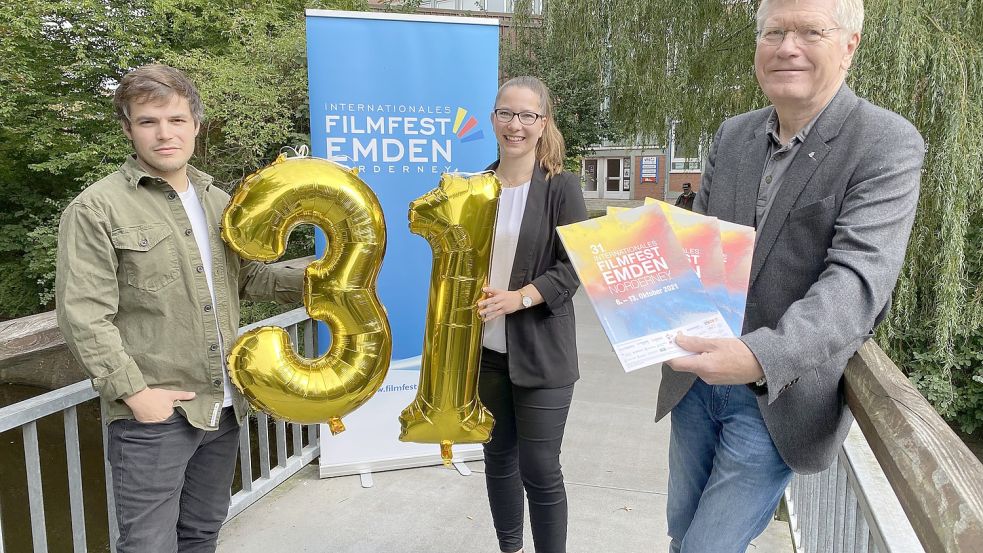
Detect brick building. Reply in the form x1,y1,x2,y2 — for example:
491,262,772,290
581,140,703,205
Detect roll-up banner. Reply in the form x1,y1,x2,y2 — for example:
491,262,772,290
306,10,499,477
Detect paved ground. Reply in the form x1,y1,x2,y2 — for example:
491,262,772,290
217,292,793,553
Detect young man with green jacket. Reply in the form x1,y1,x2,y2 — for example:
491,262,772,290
56,64,304,553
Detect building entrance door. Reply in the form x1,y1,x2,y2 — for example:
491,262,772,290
602,157,629,199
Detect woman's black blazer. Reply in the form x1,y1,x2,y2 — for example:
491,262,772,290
487,161,589,388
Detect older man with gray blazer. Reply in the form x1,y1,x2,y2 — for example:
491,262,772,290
655,1,925,551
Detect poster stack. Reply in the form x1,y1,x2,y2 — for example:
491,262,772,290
558,201,754,372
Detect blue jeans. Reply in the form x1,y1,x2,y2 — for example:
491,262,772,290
667,379,792,553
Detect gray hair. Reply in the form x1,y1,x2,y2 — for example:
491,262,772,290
756,0,865,37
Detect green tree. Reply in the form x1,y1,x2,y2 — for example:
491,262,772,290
159,0,366,188
501,1,615,159
541,0,983,433
1,0,155,316
0,0,363,319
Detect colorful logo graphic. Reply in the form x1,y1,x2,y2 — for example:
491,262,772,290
453,107,485,143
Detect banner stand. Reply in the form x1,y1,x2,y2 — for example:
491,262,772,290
317,357,485,483
307,8,498,480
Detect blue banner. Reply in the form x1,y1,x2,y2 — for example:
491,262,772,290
306,11,500,360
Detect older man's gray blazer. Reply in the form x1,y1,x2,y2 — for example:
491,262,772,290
654,84,925,474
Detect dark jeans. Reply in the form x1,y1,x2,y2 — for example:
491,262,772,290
107,407,240,553
479,348,575,553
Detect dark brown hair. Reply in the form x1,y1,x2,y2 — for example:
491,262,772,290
113,64,204,128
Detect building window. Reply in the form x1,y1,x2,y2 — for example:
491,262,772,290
671,158,702,171
417,0,542,13
671,137,703,172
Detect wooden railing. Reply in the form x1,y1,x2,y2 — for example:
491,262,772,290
843,341,983,552
0,310,86,389
0,256,315,390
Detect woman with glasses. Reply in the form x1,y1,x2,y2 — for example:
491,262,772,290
475,76,588,553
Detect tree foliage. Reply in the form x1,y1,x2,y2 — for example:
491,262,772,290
0,0,362,319
538,0,983,432
500,0,616,158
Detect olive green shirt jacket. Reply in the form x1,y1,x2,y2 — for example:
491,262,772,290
55,157,305,430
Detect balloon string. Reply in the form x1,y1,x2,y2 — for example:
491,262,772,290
276,144,357,172
279,144,311,159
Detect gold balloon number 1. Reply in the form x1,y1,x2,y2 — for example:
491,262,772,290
222,155,391,432
399,173,501,463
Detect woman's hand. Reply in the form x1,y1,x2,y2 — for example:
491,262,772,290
478,287,523,321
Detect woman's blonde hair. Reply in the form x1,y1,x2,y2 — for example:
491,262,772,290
495,76,566,178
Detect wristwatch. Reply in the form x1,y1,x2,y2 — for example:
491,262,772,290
519,290,533,309
749,373,768,396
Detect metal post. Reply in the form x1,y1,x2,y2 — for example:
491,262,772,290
102,410,119,553
23,421,48,552
64,407,87,553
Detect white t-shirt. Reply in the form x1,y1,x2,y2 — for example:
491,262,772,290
482,181,531,353
178,184,232,407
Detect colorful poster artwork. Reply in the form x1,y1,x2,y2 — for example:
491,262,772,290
716,219,755,335
607,199,751,335
558,204,733,372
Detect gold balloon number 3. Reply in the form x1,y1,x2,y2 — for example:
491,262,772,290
399,173,500,463
222,155,391,432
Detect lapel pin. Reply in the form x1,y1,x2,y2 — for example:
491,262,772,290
808,151,816,159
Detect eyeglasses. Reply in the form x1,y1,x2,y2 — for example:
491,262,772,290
494,109,544,126
756,26,840,45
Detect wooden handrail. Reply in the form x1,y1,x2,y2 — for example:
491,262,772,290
845,341,983,553
0,309,64,368
0,256,314,387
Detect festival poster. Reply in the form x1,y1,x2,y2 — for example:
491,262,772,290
650,199,725,289
641,198,754,335
716,219,756,335
609,203,724,285
647,200,731,333
610,201,730,330
557,204,733,372
606,199,754,335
